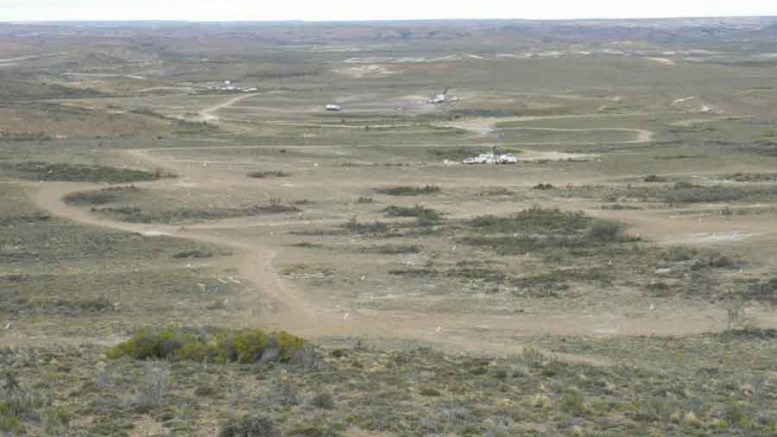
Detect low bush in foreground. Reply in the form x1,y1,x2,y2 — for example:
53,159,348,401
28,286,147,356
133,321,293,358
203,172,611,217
6,333,777,435
106,327,311,366
0,374,67,434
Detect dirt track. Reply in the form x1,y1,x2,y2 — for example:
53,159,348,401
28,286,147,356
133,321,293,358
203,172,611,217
440,113,655,144
198,93,259,121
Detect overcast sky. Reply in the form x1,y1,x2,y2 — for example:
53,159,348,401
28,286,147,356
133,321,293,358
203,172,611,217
1,0,776,22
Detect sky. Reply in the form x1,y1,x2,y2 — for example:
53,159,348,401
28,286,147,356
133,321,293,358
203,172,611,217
0,0,776,22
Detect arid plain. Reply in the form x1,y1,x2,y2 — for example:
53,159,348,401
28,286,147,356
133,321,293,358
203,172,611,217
3,19,777,436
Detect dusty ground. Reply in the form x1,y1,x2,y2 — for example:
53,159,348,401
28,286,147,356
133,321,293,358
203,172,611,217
4,19,777,435
15,88,777,359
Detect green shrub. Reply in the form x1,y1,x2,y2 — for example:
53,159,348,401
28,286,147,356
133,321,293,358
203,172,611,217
479,187,516,196
383,205,443,223
0,213,50,226
28,297,115,315
106,327,309,365
513,273,571,298
0,375,67,434
389,267,439,277
721,327,777,339
292,241,321,249
663,246,697,262
0,388,39,434
0,131,51,142
725,402,755,428
219,415,283,437
172,250,212,259
660,247,737,270
68,297,114,313
227,330,271,363
450,261,506,282
310,392,335,410
360,244,421,254
135,364,170,412
584,220,624,242
643,175,667,183
342,219,391,236
673,181,697,189
427,146,483,160
464,208,632,255
723,173,777,182
561,389,587,415
106,327,197,361
129,107,167,118
96,203,299,224
742,278,777,302
470,207,590,235
664,185,754,204
420,387,442,397
248,170,289,178
267,382,301,407
461,235,587,255
375,185,441,196
64,186,138,206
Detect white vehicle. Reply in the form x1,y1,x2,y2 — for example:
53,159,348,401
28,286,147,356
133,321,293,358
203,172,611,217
325,103,343,111
462,152,495,164
462,156,485,165
497,154,519,164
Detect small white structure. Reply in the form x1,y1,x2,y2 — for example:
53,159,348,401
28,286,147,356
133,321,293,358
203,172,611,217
462,152,519,165
429,93,447,104
427,87,459,104
210,80,257,93
325,103,343,111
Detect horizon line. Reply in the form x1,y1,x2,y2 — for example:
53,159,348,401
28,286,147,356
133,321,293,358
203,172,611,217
2,14,777,24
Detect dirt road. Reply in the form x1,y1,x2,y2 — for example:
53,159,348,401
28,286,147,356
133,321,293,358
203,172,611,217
441,114,654,144
199,93,259,121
